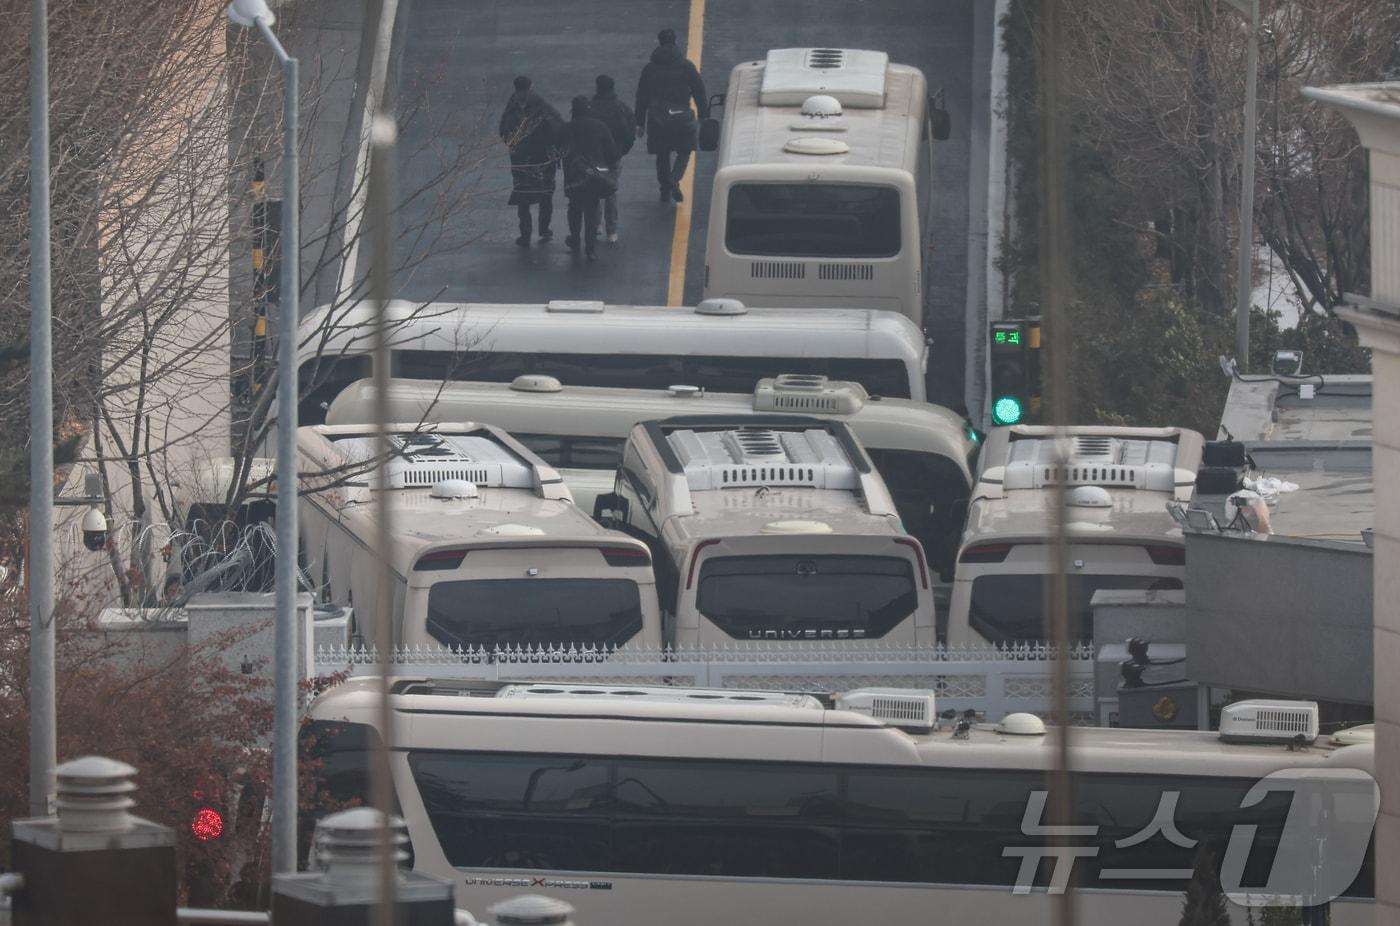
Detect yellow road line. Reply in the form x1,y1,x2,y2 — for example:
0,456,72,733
665,0,706,306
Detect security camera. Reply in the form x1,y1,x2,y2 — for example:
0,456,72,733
81,507,109,552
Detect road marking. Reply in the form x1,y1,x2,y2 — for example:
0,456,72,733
665,0,706,306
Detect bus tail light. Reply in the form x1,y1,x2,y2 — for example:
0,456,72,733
894,537,929,589
959,542,1013,564
414,549,467,571
601,546,651,567
685,539,722,590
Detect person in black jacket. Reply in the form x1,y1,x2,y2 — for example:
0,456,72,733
559,95,620,261
590,75,635,242
499,75,564,247
634,28,707,203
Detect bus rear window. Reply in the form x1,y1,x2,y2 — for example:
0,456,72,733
969,574,1184,645
725,183,902,258
426,578,644,649
696,555,917,640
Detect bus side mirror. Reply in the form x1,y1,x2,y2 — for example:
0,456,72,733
593,492,628,528
929,107,951,141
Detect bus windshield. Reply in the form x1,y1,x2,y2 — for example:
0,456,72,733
725,183,902,258
426,578,643,649
696,555,917,640
969,574,1184,645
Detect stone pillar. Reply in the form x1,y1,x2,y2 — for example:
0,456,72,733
271,808,454,925
1303,80,1400,926
9,756,177,926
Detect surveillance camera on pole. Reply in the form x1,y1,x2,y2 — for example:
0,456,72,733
80,507,108,552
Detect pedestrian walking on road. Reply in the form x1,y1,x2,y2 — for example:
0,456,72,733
590,74,635,243
559,95,620,261
634,28,708,204
499,75,564,247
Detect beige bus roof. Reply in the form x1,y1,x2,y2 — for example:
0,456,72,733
960,426,1205,548
717,50,927,174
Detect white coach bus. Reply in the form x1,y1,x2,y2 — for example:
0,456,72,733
294,298,929,423
325,374,978,580
703,48,950,327
594,416,936,648
304,679,1376,925
297,423,661,652
947,426,1204,647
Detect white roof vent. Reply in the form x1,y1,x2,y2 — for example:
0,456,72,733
996,712,1048,735
667,384,705,398
1332,724,1375,746
510,374,563,393
478,522,547,537
800,94,843,117
835,688,937,732
759,519,833,535
1067,485,1113,508
759,48,891,108
783,136,850,156
754,374,867,415
1219,700,1319,744
429,479,479,500
695,297,748,316
665,426,859,491
333,431,534,491
496,683,823,710
1002,434,1182,492
545,300,605,313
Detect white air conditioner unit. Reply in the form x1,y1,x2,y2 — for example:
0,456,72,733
835,688,936,732
1218,699,1319,744
753,375,868,415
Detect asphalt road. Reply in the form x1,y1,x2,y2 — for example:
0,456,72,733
390,0,982,407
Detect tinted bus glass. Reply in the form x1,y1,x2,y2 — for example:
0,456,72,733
425,578,643,648
392,350,913,399
725,183,902,258
969,573,1184,644
404,751,1363,894
696,555,917,640
513,434,626,470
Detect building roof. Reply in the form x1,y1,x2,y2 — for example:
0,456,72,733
1207,375,1373,543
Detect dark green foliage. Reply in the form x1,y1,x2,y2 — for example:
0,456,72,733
1178,844,1231,926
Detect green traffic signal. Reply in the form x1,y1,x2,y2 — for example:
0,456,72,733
991,395,1024,426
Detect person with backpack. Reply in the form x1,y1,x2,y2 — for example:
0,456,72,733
634,28,708,204
558,95,620,262
589,74,635,243
498,75,564,247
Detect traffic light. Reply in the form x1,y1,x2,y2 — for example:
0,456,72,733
989,319,1029,426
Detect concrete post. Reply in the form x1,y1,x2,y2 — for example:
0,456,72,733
10,756,177,926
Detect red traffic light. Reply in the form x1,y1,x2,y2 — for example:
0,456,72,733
191,807,224,841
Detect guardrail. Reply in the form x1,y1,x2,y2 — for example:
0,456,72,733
315,642,1098,720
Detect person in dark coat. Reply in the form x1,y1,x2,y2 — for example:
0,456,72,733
590,75,635,242
634,28,707,203
499,75,564,247
559,95,620,261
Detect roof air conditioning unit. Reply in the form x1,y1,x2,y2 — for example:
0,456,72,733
1218,699,1319,744
835,688,936,732
754,375,868,415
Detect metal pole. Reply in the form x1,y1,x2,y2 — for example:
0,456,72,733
259,18,300,874
368,112,400,925
28,0,56,820
1039,0,1075,923
1233,0,1259,371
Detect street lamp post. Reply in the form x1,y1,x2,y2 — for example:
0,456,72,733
226,0,299,874
1226,0,1260,371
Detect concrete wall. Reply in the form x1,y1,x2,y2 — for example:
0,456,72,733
1183,532,1372,704
1090,590,1188,723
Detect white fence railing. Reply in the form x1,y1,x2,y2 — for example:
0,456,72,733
314,642,1098,721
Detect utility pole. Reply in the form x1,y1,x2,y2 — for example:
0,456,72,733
1227,0,1260,371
